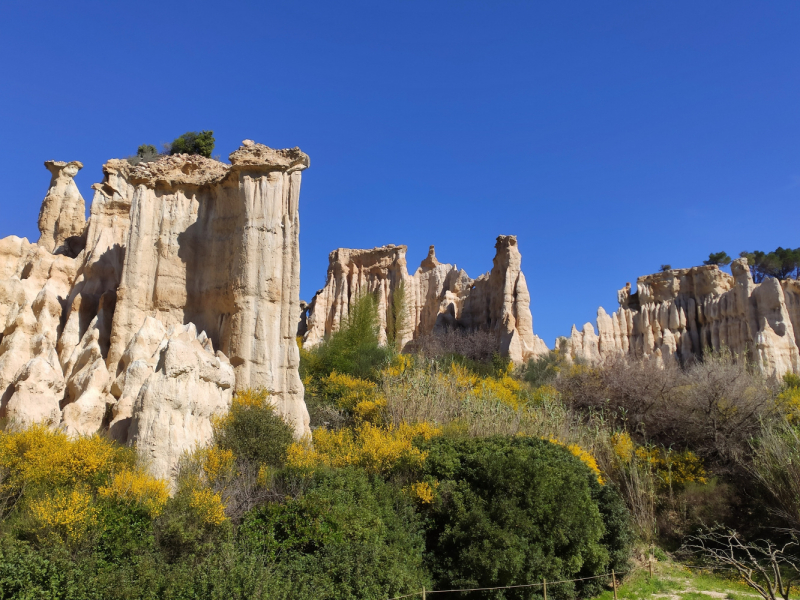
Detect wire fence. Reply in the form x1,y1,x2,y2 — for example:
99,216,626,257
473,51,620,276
388,570,628,599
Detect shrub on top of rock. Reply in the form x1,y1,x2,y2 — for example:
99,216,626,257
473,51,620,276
168,130,215,158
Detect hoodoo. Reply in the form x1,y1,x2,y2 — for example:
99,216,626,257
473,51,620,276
303,235,550,363
559,261,800,380
0,141,310,480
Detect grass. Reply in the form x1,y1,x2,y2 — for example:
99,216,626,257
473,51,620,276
591,560,755,600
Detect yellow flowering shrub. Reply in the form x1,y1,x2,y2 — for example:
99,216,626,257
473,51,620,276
404,481,437,504
231,388,271,409
530,384,559,404
634,445,661,467
611,432,635,464
257,464,271,488
383,353,414,377
288,422,441,475
189,488,227,525
29,487,99,543
195,446,236,486
353,398,387,424
659,449,707,487
546,438,604,484
320,372,379,412
0,425,131,492
98,468,169,517
613,435,708,490
448,364,526,409
779,372,800,423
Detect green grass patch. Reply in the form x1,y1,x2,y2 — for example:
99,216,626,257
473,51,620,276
591,561,753,600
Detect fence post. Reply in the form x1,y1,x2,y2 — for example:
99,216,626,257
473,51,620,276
543,578,547,600
649,549,654,579
612,570,618,600
422,587,426,600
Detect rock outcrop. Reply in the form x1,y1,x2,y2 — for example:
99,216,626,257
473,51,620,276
558,259,800,380
127,323,234,482
0,141,310,480
303,236,549,363
37,161,86,255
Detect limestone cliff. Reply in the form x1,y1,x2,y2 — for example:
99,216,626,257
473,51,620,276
303,236,549,363
559,259,800,380
0,141,310,481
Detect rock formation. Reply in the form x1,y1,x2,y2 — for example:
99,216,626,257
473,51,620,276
303,236,549,364
558,260,800,380
37,160,86,255
0,141,310,481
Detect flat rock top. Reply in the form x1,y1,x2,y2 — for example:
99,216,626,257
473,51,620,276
229,140,310,169
122,141,309,187
128,154,229,186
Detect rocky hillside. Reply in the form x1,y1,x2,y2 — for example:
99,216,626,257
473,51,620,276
0,141,309,481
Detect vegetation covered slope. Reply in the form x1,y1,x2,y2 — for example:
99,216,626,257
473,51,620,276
1,292,799,599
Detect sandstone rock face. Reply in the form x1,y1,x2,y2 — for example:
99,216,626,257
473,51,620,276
127,323,234,482
303,236,549,363
558,259,800,380
0,140,310,480
38,161,86,255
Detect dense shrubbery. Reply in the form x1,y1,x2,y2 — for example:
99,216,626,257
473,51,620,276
168,130,215,158
301,293,391,384
125,130,216,165
419,435,629,599
8,286,796,598
239,467,429,598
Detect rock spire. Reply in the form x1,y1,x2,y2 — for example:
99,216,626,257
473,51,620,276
0,141,310,481
303,236,549,364
559,260,800,380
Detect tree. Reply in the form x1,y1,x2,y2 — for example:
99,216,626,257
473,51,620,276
772,247,800,280
239,468,430,598
168,131,215,158
684,529,800,600
419,435,629,598
386,280,407,350
126,143,161,165
704,252,732,267
660,264,672,272
301,293,391,381
740,249,800,282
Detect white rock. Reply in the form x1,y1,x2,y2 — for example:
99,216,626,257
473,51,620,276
127,324,235,482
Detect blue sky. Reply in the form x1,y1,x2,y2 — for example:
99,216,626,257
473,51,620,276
1,1,798,346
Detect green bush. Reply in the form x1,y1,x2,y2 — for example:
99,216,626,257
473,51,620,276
419,436,618,599
587,479,632,595
301,293,391,382
125,143,161,165
523,351,562,386
239,467,430,599
155,491,231,564
215,398,295,468
168,130,215,158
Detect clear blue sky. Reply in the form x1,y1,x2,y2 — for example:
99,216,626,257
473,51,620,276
1,1,798,346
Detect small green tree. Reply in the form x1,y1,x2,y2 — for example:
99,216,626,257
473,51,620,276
660,264,672,272
126,143,161,165
386,280,407,350
704,251,732,266
419,435,629,598
302,293,391,382
169,131,215,158
740,248,800,282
